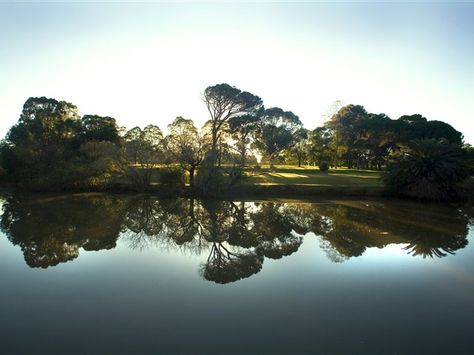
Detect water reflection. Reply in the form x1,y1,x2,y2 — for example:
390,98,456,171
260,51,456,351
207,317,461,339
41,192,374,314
0,194,127,268
0,194,471,282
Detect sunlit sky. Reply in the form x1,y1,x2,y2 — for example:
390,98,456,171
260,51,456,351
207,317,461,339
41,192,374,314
1,2,473,143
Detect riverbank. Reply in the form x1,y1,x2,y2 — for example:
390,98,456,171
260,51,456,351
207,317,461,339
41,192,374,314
2,166,385,198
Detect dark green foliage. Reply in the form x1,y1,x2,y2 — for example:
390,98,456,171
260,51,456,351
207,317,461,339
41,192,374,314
3,97,81,184
228,113,262,166
204,83,263,165
156,168,185,194
319,161,329,172
115,125,164,191
383,139,470,200
194,156,227,197
397,115,463,144
0,92,470,200
306,127,333,166
1,97,121,190
321,106,464,170
253,107,303,165
80,115,120,144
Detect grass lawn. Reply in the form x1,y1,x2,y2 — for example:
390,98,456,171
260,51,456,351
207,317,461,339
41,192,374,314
242,165,383,187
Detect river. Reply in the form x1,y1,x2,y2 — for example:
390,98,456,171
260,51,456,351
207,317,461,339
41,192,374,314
0,193,473,354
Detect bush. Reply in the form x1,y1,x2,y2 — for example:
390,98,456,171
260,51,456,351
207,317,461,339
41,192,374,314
319,162,329,172
383,139,470,201
156,168,185,193
194,156,227,197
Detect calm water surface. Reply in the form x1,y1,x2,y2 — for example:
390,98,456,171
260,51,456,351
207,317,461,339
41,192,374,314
0,193,473,354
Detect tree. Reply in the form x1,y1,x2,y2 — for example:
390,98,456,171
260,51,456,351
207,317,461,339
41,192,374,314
287,128,309,167
325,104,368,168
352,113,397,169
322,100,344,166
254,107,302,166
2,97,82,186
383,139,470,200
203,83,262,164
228,112,262,167
165,117,204,189
307,126,333,167
422,120,463,145
396,114,463,145
116,125,164,190
80,114,120,144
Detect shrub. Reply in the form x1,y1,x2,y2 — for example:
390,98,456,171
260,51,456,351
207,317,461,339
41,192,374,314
319,162,329,172
156,168,185,193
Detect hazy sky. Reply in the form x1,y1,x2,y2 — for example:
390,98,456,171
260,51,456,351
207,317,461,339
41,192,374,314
1,2,473,143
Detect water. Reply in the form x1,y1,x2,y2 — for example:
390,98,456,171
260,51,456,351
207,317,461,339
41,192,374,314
0,193,473,354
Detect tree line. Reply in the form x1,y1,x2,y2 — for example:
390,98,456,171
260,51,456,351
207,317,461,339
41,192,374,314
0,83,472,199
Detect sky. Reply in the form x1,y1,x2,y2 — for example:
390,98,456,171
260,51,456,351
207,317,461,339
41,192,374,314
0,2,473,143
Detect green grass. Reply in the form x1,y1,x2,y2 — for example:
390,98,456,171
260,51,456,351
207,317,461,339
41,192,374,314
242,165,383,187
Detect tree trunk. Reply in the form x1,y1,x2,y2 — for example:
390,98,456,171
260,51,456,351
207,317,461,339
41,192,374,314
240,143,247,167
189,166,195,189
210,126,219,167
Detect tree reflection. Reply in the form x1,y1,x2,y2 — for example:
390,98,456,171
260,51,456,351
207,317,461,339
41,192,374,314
302,200,471,260
0,194,471,279
201,242,263,284
0,194,127,268
251,203,303,259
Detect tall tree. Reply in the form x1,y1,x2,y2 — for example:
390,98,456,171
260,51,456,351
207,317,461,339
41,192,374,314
306,126,333,167
116,125,164,190
165,117,204,189
228,112,262,167
2,97,81,184
203,83,262,164
287,128,309,167
325,104,368,168
254,107,302,166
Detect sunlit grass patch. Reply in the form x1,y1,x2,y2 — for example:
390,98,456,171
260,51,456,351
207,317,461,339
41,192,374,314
243,165,383,187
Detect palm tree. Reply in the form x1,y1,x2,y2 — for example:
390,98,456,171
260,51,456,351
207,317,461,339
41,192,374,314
383,139,470,200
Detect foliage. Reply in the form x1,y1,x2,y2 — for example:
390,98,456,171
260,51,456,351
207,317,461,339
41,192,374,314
319,161,329,172
194,156,227,196
80,115,120,143
165,116,204,189
0,97,123,190
115,125,164,191
0,91,470,200
253,107,303,166
156,168,185,194
228,113,262,167
383,139,470,200
203,83,262,165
